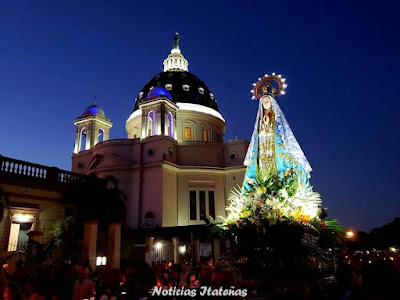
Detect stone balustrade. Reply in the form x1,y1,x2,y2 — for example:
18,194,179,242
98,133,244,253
0,154,88,184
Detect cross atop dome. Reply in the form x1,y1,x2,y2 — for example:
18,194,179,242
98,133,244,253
163,32,189,72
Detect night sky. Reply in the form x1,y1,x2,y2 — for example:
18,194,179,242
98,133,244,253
0,1,399,232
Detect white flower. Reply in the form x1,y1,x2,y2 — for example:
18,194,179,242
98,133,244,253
279,188,289,199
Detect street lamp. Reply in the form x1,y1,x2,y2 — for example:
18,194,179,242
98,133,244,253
346,230,355,239
155,242,162,250
179,245,186,254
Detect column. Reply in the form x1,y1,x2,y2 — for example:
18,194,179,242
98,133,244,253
172,237,179,264
108,222,122,270
146,236,155,253
83,221,98,271
193,239,200,263
213,238,220,261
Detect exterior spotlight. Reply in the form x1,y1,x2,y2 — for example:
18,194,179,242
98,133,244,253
250,90,254,93
390,247,397,252
155,242,162,250
278,74,282,78
14,214,34,223
252,83,256,86
96,256,107,266
264,74,269,77
179,245,186,254
346,230,355,238
283,84,288,88
281,91,286,95
281,78,286,82
96,257,102,266
271,72,275,75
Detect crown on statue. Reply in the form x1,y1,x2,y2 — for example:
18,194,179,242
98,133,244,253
250,73,288,100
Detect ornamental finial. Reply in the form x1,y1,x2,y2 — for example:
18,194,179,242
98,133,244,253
173,32,179,50
164,32,188,71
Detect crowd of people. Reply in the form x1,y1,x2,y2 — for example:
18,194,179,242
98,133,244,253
1,250,400,299
0,257,244,300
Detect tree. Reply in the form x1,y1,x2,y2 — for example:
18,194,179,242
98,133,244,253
63,175,127,224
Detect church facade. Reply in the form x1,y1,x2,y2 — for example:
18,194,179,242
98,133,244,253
71,34,249,231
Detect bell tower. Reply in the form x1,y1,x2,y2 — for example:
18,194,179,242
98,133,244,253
73,102,113,153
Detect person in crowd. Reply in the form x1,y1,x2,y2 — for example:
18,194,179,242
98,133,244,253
8,260,26,289
178,264,189,288
72,266,94,300
22,280,40,300
150,262,157,276
4,282,23,300
104,285,117,300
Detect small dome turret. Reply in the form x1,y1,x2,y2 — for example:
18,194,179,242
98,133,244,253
146,87,173,101
82,104,105,118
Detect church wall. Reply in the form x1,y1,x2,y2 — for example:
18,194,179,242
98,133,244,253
224,168,246,206
71,150,93,173
161,167,178,227
223,139,250,167
140,165,163,227
176,111,225,142
126,116,141,139
130,168,141,228
177,144,224,167
0,182,64,254
176,171,226,226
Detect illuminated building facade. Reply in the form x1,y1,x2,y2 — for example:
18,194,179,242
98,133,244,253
71,34,248,235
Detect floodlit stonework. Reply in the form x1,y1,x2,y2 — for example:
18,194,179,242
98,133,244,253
72,34,248,230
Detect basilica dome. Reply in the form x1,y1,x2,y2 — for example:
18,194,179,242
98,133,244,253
134,71,218,111
126,33,225,142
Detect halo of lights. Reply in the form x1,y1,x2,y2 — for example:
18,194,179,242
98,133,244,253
251,73,287,100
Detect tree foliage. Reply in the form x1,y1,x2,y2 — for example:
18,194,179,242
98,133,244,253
63,175,127,224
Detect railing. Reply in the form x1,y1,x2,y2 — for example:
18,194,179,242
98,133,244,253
0,155,89,184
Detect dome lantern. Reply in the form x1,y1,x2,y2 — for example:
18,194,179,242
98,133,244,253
163,33,189,72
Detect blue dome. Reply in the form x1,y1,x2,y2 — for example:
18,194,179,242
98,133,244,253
146,87,172,101
82,104,105,117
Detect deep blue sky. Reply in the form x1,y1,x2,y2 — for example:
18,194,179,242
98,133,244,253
0,1,399,231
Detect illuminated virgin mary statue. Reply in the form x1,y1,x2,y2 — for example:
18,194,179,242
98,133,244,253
243,74,312,191
223,74,322,228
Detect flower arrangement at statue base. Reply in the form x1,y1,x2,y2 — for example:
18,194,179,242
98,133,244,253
214,167,342,274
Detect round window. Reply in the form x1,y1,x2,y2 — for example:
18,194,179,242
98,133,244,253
77,162,85,170
229,153,238,161
147,148,156,157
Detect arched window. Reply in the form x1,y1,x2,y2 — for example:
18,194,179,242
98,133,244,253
148,111,155,137
202,124,212,142
183,120,194,140
98,129,104,143
167,112,173,138
80,128,87,151
145,211,155,219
